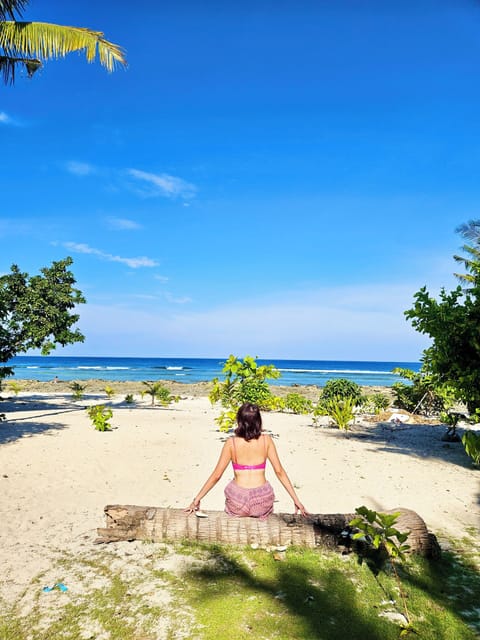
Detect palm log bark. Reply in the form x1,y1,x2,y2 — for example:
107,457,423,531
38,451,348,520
97,505,440,558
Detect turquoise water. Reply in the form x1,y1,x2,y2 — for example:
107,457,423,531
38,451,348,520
9,356,420,387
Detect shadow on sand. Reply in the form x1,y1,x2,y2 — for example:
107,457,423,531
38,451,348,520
0,396,85,444
0,418,69,445
317,420,474,470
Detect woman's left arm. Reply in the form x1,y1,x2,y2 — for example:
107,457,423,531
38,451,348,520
185,439,232,514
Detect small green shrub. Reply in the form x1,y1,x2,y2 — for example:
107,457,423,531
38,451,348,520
365,392,391,414
141,382,179,407
371,393,390,412
321,378,362,404
284,393,313,414
124,393,135,404
87,404,113,431
209,355,281,430
391,368,454,415
461,430,480,466
104,385,115,399
312,399,328,426
349,506,412,633
260,395,285,412
325,395,355,430
349,506,411,562
440,412,462,427
7,381,23,396
70,381,86,400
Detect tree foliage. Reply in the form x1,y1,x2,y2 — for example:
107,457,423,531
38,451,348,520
209,355,281,431
391,368,452,415
0,257,85,380
453,219,480,288
405,221,480,413
0,0,126,84
320,377,363,404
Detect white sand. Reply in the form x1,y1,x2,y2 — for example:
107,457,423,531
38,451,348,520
1,391,479,606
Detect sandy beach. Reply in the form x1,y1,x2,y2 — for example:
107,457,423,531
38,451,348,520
1,384,479,610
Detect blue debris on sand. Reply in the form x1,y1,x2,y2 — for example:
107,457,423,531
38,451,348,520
42,582,68,592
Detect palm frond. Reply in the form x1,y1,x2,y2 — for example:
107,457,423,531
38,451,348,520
453,271,475,284
0,21,126,72
459,243,480,259
455,219,480,243
0,0,28,21
0,53,40,83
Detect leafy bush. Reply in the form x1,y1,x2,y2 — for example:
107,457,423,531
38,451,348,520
284,393,313,414
70,381,86,401
209,355,281,431
7,381,23,396
87,404,113,431
240,377,275,407
141,382,179,407
124,394,135,405
461,430,480,466
321,378,362,404
260,395,285,412
349,506,411,563
391,368,454,415
349,506,412,633
312,399,329,426
104,385,115,399
364,392,391,414
325,396,356,430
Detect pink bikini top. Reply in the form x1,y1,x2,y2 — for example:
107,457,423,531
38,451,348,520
231,435,267,471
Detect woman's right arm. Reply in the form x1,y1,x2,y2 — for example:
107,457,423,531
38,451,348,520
266,435,309,516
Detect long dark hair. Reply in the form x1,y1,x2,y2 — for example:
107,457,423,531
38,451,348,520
235,403,262,441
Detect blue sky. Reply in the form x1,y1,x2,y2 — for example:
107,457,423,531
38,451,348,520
1,0,478,360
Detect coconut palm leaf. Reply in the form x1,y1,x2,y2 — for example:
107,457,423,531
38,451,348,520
0,0,28,21
456,219,480,242
0,21,126,83
0,53,40,83
453,220,480,287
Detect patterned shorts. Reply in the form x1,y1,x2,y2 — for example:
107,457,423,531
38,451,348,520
224,480,275,519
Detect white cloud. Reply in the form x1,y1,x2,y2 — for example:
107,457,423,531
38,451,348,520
66,282,430,360
66,161,95,176
106,217,142,230
63,241,158,269
127,168,197,199
164,292,192,304
154,274,169,283
0,111,20,126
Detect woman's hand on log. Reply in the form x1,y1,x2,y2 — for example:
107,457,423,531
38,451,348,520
185,499,200,515
294,502,309,517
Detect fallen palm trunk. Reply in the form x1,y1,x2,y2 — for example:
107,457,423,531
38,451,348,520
96,505,440,558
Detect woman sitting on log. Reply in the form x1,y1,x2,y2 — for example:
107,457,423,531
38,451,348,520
185,402,309,518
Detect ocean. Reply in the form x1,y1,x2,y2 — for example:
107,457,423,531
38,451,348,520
7,356,420,387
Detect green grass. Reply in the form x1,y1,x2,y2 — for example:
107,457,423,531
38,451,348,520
1,536,479,640
179,545,480,640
